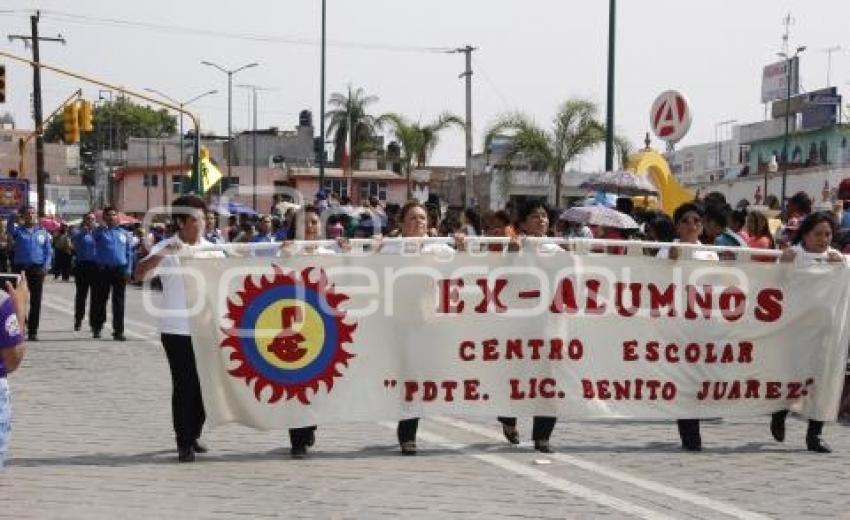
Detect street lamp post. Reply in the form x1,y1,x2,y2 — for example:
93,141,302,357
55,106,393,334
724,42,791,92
200,60,259,191
144,88,218,170
604,0,616,171
778,46,806,212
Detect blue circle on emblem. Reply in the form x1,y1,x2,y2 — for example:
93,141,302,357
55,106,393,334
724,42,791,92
239,284,340,385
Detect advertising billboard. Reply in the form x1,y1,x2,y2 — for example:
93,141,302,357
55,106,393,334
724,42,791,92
761,57,799,103
0,178,29,217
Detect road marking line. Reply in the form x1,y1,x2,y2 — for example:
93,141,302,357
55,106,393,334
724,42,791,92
378,422,677,520
43,292,161,333
434,417,771,520
40,299,160,347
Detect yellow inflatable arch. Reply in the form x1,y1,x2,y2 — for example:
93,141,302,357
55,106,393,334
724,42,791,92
626,148,695,216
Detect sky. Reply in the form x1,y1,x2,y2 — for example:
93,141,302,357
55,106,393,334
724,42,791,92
1,0,849,169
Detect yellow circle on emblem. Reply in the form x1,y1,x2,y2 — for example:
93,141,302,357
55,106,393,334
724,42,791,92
254,299,325,370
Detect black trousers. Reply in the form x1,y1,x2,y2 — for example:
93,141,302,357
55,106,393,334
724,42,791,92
0,250,9,273
498,416,557,441
161,334,206,449
74,261,98,326
677,419,700,442
91,266,127,335
54,251,72,281
12,265,44,335
397,418,419,443
771,410,824,437
289,426,317,448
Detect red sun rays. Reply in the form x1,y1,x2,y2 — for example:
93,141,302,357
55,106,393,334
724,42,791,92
221,265,357,405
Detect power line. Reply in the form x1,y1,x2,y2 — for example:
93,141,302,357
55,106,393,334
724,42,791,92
37,9,452,54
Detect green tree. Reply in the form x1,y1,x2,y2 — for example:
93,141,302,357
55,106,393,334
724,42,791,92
325,85,384,168
484,99,606,205
44,95,176,149
383,112,463,197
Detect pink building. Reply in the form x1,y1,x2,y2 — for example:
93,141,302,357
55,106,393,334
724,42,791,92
114,163,409,217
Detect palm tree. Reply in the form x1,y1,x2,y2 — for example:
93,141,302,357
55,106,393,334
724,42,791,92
325,85,384,169
484,99,606,205
614,135,634,170
383,112,463,198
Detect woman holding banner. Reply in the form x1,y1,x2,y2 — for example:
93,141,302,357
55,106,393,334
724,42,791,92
770,211,844,453
134,195,226,463
279,205,344,458
379,200,458,455
656,202,718,451
497,200,561,453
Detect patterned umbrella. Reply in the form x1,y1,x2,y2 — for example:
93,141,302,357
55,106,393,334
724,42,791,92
559,206,639,230
39,217,62,232
580,170,658,196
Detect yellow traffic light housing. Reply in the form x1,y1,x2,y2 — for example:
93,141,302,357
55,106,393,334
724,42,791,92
63,103,79,144
0,65,6,104
79,100,93,132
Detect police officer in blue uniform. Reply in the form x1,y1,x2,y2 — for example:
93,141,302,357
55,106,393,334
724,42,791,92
9,205,52,341
72,212,98,331
91,207,133,341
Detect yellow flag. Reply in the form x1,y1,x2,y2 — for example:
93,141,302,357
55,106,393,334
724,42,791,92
200,157,223,193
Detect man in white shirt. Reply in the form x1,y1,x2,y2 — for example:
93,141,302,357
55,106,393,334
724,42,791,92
134,195,225,463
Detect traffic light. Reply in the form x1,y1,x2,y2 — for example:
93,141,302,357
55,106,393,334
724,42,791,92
79,100,93,132
63,103,80,144
0,65,6,104
80,142,96,187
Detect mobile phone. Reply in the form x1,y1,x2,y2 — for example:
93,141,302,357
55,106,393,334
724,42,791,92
0,274,20,292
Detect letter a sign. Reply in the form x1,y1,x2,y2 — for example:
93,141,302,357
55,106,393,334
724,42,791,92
650,90,692,144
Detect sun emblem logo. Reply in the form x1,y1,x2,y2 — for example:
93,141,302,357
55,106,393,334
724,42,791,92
221,265,357,404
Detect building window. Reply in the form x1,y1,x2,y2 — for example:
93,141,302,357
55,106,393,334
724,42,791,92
322,179,349,196
143,173,159,187
172,174,190,194
360,181,388,201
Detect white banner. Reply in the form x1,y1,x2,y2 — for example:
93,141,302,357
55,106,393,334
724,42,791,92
180,249,850,429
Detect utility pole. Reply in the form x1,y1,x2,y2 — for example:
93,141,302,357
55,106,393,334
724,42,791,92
237,84,272,211
604,0,616,172
319,0,327,190
145,137,151,212
450,45,477,208
8,11,65,217
819,45,842,87
162,144,167,208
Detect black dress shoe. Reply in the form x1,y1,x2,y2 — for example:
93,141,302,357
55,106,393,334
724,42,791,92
502,424,520,445
306,430,316,448
681,436,702,452
534,440,553,453
113,333,126,341
770,413,786,443
27,333,38,342
400,441,417,455
290,445,307,459
192,440,208,454
74,321,81,332
93,330,101,339
177,446,195,462
806,436,832,453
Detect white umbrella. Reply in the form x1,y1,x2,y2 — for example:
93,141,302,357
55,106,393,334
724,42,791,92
580,170,658,196
559,206,639,230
